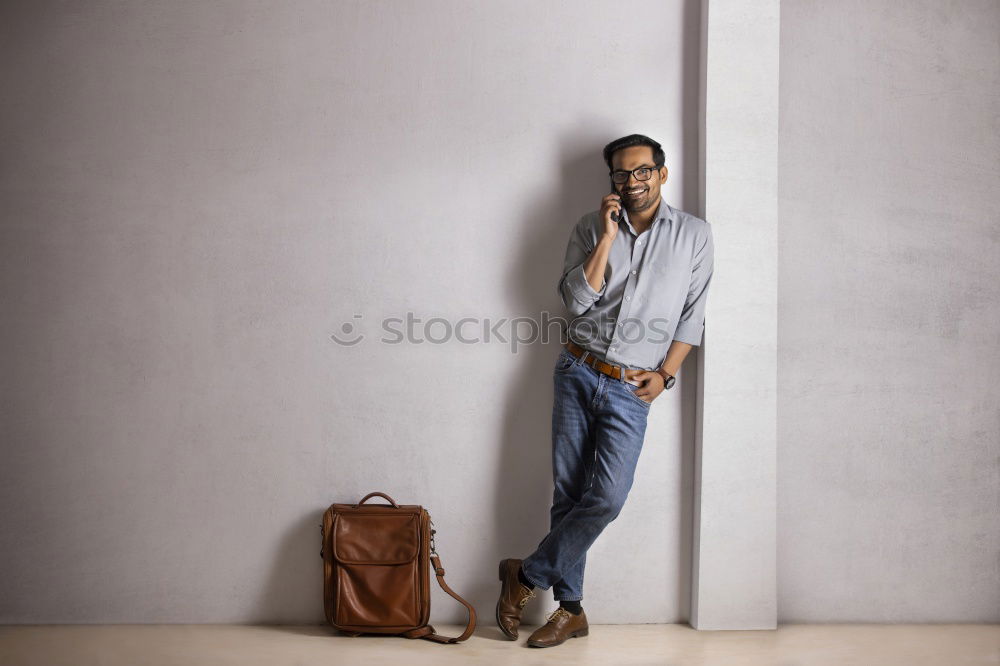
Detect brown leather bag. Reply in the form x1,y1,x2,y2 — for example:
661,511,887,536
320,491,476,643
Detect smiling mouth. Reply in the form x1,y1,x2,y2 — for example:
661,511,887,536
624,187,647,197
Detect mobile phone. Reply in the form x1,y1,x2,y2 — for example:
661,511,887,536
610,186,621,223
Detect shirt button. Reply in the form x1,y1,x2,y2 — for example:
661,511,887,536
631,270,637,275
625,296,631,301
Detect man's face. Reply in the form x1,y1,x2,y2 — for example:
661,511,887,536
610,145,667,214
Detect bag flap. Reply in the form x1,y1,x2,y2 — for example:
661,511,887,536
332,512,420,565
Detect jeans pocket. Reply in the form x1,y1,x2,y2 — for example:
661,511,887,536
554,350,576,374
624,382,652,408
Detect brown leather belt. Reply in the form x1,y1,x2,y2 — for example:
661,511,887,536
565,341,645,386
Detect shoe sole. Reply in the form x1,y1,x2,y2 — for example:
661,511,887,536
527,626,589,648
496,560,518,640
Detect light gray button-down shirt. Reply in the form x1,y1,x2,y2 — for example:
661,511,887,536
557,196,715,371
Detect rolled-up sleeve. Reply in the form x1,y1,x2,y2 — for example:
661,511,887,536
557,218,607,316
672,223,715,346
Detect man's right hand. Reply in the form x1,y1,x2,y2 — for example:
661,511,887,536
600,193,622,241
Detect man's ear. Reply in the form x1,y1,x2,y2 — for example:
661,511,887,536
659,166,668,182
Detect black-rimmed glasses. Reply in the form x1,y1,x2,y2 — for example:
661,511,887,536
610,165,662,184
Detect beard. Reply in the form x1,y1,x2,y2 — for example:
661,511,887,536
620,186,656,212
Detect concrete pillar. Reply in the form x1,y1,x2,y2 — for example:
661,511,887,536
690,0,779,630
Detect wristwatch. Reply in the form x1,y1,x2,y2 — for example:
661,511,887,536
656,368,676,390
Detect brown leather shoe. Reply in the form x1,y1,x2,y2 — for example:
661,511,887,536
495,558,537,639
526,607,589,648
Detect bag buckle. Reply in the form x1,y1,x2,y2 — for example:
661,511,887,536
429,518,439,557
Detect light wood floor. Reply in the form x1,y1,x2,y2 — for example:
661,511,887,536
1,623,998,665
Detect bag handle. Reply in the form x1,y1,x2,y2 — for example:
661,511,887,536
355,491,400,508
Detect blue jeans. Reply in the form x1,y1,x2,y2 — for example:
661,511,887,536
520,346,651,601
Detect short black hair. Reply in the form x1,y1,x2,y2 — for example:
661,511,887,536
602,134,665,171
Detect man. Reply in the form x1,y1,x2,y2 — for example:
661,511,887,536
495,134,715,647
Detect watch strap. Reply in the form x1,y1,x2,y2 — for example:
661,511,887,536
656,368,675,388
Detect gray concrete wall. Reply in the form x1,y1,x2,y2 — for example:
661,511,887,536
777,0,1000,622
4,0,995,628
0,1,701,623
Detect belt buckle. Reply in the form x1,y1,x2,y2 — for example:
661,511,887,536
619,367,638,384
569,343,638,384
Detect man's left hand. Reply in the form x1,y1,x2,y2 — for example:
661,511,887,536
630,371,666,403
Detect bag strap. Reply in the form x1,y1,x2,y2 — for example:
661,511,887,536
401,553,477,644
401,513,476,644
